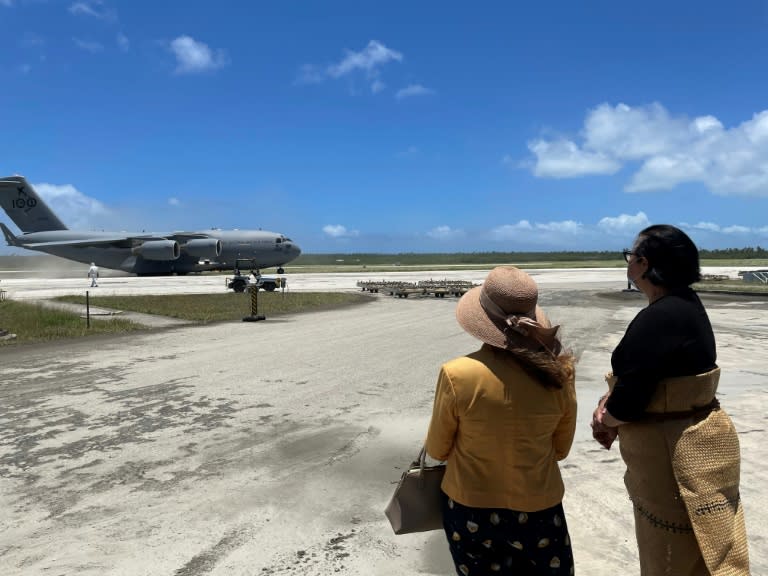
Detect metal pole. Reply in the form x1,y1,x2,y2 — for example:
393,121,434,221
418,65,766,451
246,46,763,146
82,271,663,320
86,290,90,328
243,284,266,322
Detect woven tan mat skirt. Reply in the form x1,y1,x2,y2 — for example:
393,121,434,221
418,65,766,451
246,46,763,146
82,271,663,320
619,410,750,575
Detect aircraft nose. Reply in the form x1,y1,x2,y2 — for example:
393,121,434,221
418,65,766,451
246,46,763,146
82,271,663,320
291,242,302,257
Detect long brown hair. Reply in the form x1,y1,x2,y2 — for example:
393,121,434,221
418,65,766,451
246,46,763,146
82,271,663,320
500,345,576,389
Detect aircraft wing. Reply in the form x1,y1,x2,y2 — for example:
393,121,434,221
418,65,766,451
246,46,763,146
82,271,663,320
18,237,134,247
16,234,174,248
167,232,215,241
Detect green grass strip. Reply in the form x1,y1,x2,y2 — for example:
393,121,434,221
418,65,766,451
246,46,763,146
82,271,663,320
0,300,144,345
55,292,373,323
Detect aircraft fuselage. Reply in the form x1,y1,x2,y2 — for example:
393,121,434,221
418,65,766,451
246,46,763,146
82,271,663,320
12,229,300,275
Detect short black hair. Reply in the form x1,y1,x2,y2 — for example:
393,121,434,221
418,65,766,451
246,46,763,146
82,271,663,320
635,224,701,288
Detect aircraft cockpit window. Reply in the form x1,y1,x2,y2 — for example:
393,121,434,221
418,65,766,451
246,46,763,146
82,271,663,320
275,237,282,244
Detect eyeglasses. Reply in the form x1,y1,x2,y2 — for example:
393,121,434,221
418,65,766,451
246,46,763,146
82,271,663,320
622,249,636,263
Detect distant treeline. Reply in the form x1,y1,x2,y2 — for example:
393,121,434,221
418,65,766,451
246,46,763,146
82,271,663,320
699,246,768,259
295,252,611,266
295,246,768,266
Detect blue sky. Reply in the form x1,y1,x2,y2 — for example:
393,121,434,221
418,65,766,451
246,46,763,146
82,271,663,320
2,0,768,254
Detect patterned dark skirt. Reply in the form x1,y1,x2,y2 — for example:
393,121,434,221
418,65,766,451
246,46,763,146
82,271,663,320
441,492,574,576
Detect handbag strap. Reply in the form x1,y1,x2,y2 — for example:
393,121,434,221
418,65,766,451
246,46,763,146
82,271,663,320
412,446,427,471
413,446,428,488
410,446,440,476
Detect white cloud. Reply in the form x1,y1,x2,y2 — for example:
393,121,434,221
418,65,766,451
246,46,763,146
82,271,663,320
626,155,708,192
395,84,434,100
687,221,722,232
489,221,534,240
117,33,129,52
33,182,110,229
482,214,768,250
583,102,689,160
327,40,402,78
692,115,723,134
489,219,587,247
73,38,104,53
530,102,768,197
743,110,768,143
597,212,651,234
168,197,180,207
299,40,404,93
69,1,115,21
169,36,228,74
528,139,621,178
427,226,465,240
323,224,359,238
721,225,751,234
680,221,767,239
535,220,584,234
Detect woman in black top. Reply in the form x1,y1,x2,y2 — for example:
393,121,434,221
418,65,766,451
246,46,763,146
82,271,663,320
607,284,716,422
591,225,750,575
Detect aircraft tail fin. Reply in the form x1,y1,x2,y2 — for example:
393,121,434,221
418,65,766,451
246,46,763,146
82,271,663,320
0,175,68,233
0,222,21,247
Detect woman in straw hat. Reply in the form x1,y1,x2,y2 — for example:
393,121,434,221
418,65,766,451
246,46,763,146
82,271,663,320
592,224,750,575
425,266,577,575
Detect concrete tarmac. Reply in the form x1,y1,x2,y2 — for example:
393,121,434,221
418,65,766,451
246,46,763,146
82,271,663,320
0,268,766,575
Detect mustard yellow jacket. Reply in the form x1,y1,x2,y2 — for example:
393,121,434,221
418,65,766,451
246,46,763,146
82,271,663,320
425,344,577,511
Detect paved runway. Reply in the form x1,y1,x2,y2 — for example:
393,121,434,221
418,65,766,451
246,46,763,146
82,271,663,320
0,268,766,575
0,267,628,300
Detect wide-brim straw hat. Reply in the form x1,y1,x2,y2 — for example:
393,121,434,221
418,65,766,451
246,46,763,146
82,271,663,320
456,266,561,355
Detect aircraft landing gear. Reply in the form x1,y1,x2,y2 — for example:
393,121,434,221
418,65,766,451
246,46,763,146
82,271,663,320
277,267,285,274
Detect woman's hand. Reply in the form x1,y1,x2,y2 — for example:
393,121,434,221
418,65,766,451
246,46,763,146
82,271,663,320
591,395,619,449
591,420,618,450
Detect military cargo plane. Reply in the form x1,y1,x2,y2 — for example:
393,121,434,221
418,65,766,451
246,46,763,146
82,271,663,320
0,175,301,275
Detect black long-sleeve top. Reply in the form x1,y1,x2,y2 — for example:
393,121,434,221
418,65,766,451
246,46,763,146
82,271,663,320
605,288,717,422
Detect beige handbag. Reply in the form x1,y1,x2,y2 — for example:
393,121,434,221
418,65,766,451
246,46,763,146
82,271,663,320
385,446,446,535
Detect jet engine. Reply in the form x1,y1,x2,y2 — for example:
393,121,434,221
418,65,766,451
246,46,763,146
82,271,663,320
181,238,222,258
132,240,180,261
